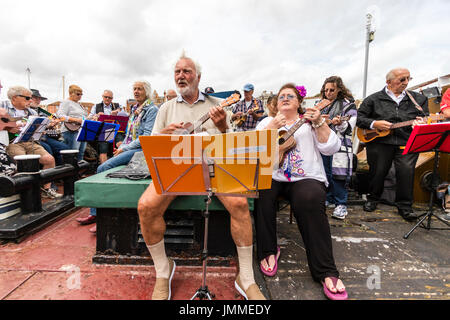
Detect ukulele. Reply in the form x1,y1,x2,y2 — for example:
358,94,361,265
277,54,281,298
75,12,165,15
1,112,63,140
60,118,82,132
0,115,23,131
37,106,83,132
277,116,309,167
174,93,240,134
325,115,351,126
277,115,351,167
233,99,262,127
42,109,82,132
357,114,445,143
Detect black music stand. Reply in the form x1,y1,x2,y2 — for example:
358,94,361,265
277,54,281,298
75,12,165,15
403,122,450,239
76,119,119,143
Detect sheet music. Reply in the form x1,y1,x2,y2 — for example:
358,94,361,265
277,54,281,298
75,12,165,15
0,131,9,145
13,116,50,143
75,119,86,142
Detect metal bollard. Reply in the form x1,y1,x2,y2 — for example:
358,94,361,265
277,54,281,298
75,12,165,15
13,155,42,214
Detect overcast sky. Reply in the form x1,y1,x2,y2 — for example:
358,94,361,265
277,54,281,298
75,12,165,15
0,0,449,105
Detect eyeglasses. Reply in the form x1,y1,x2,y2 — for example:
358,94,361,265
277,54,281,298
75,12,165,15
399,77,412,83
18,95,32,100
103,96,113,99
325,88,336,93
278,94,296,101
75,93,83,96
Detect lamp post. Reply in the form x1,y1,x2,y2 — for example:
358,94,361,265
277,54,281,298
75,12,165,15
362,14,375,99
26,68,31,89
355,13,377,157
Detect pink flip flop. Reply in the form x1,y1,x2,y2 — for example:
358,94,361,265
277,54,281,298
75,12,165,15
260,246,281,277
322,277,348,300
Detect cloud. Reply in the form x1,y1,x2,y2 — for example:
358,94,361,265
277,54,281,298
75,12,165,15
0,0,449,105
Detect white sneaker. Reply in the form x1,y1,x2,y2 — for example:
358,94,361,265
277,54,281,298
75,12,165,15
332,205,348,220
44,188,63,199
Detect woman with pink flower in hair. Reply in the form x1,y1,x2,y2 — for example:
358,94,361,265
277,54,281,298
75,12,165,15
254,83,348,300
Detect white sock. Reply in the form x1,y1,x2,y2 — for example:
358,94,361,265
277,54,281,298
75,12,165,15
236,245,256,291
147,239,170,279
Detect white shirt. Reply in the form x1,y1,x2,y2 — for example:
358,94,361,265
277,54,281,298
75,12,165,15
256,117,341,186
89,103,115,117
385,86,406,105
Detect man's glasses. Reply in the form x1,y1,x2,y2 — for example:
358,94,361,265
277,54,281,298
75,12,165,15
18,95,32,100
399,77,412,83
278,94,296,101
103,96,113,99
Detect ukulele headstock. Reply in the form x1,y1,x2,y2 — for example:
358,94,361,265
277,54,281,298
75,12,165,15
221,93,240,109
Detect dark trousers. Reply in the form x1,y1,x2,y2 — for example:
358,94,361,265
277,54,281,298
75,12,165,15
366,143,419,210
253,179,339,282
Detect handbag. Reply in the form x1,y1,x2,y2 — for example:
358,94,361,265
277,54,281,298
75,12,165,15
105,151,150,180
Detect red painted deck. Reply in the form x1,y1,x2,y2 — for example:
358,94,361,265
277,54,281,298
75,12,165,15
2,194,449,301
0,207,240,300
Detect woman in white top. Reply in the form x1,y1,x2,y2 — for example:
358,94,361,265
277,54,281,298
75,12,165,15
57,85,89,161
254,83,348,300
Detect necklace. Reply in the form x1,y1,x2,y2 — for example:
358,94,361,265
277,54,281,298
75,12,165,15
283,117,300,128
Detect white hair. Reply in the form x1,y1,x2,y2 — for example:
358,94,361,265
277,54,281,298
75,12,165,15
133,81,152,99
7,86,31,100
386,68,409,81
176,50,202,76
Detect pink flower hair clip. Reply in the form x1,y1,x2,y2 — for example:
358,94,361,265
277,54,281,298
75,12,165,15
296,86,307,98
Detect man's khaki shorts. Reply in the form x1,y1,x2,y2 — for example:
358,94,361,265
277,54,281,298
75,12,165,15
6,142,50,159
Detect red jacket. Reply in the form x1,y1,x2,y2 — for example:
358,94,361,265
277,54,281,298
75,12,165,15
441,89,450,111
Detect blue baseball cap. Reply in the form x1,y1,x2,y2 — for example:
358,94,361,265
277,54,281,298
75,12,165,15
243,83,254,92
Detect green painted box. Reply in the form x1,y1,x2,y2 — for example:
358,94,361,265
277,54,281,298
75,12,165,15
75,166,254,211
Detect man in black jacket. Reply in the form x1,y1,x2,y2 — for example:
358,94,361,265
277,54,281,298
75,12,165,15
357,68,428,221
88,90,122,164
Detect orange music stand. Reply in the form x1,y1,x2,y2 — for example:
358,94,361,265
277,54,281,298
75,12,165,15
140,129,277,300
140,130,277,197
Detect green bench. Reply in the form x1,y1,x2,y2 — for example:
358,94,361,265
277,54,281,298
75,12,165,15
75,166,253,265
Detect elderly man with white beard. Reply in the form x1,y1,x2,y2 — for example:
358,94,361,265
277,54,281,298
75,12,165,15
137,52,266,300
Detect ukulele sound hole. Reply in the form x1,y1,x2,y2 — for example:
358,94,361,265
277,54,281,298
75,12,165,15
278,138,285,145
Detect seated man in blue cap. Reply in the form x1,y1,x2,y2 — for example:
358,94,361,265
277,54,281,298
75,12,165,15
231,83,265,131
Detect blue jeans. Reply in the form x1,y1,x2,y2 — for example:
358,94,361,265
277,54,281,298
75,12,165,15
322,155,348,206
40,135,70,166
62,131,87,162
90,148,142,217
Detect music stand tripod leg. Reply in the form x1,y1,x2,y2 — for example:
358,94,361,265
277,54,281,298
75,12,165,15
404,148,450,239
191,190,214,300
403,210,433,239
